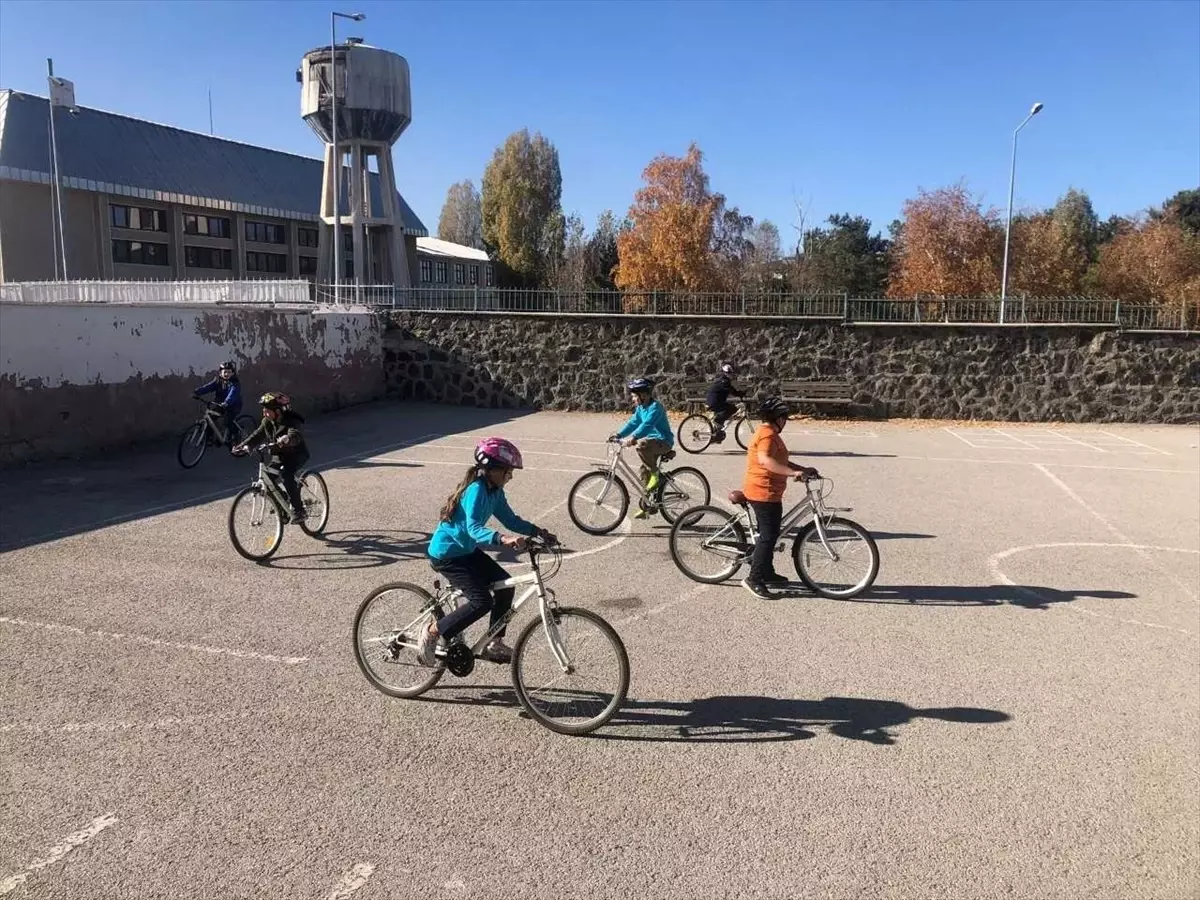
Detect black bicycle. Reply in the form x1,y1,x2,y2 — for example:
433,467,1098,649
676,400,754,454
177,398,257,469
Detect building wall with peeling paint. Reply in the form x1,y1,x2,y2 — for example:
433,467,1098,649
0,303,384,463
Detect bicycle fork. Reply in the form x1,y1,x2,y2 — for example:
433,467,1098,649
537,590,574,674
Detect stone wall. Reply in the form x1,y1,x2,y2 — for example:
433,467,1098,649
385,311,1200,423
0,303,385,463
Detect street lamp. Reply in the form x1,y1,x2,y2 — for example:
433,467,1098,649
1000,101,1044,323
330,10,364,305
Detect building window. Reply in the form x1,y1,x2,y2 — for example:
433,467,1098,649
419,259,432,283
435,260,447,283
183,214,231,238
245,251,288,274
298,256,318,276
245,221,285,244
298,227,320,248
454,263,465,285
485,265,494,287
185,246,232,269
111,204,167,232
112,239,169,266
469,264,479,286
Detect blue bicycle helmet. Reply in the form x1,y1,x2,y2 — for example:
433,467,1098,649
627,377,654,393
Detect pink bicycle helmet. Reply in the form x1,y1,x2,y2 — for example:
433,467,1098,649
474,437,524,470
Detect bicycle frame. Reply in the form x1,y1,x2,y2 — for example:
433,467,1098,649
246,450,309,523
592,442,667,503
704,481,850,562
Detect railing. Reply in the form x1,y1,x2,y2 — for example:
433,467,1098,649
3,281,1195,330
0,279,314,306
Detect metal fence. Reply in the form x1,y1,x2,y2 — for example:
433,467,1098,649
2,281,1195,330
0,279,314,306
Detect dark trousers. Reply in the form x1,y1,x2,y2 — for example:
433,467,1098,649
709,401,736,430
748,500,783,582
275,450,308,515
430,549,515,641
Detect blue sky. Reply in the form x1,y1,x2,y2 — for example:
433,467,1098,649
1,0,1197,247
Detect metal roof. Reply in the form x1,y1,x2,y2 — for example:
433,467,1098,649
415,237,489,261
0,89,427,235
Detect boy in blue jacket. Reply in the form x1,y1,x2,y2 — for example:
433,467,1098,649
193,360,243,445
611,378,674,511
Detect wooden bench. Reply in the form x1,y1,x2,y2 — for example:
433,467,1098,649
682,382,709,414
779,379,856,412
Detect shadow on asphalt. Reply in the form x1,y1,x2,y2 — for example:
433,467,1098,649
854,584,1137,610
260,529,433,570
0,401,520,553
416,686,1010,745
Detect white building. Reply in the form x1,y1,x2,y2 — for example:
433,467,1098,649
414,237,492,288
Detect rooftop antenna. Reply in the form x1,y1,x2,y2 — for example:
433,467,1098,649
208,87,214,135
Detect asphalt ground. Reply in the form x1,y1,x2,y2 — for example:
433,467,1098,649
2,402,1198,900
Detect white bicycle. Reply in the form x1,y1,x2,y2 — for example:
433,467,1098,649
352,537,630,736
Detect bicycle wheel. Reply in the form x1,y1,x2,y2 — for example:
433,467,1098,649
677,414,714,454
177,422,208,469
228,485,285,561
668,505,748,583
658,466,712,524
567,472,629,535
352,582,446,698
298,471,330,536
234,414,257,443
511,606,629,736
792,517,880,599
735,416,754,450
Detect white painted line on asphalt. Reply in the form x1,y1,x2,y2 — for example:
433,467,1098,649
616,581,712,628
987,542,1199,637
321,431,441,469
0,616,309,664
1095,430,1173,456
326,862,375,900
943,427,985,448
419,441,605,464
887,454,1199,475
0,712,251,736
387,456,587,476
0,813,118,896
994,430,1043,450
1034,464,1199,602
1037,430,1110,453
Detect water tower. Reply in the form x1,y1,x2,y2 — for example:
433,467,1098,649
298,41,412,290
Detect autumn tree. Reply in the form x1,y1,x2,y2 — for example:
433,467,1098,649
585,210,622,289
614,143,723,292
553,212,588,291
481,129,563,286
887,184,1003,298
436,180,483,249
1091,219,1200,307
1151,188,1200,236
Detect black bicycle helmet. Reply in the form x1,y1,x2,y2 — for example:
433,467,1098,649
758,395,790,421
627,377,654,393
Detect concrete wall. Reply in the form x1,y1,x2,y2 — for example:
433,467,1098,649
0,181,104,282
384,311,1200,423
0,303,385,463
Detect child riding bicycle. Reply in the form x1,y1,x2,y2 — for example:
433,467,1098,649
706,363,745,442
232,392,309,524
193,359,243,444
741,395,819,600
418,438,557,667
611,377,674,519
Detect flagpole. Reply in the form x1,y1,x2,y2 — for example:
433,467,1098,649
47,58,68,281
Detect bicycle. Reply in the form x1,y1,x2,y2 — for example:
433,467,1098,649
352,536,630,736
677,400,755,454
668,475,879,598
177,398,257,469
227,442,330,561
567,439,711,535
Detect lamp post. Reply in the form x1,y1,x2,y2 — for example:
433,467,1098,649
1000,101,1044,324
330,10,364,305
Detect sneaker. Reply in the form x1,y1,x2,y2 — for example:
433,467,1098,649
764,573,790,587
646,473,660,492
479,639,513,664
416,624,441,667
741,578,775,600
712,431,727,443
632,508,649,520
290,509,307,526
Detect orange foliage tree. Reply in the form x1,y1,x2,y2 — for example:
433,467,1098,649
1091,220,1200,308
887,184,1003,298
1008,213,1089,298
614,144,722,295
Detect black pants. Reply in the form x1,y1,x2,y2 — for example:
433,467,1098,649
430,549,514,641
748,500,783,582
275,450,308,516
221,406,241,443
709,401,736,430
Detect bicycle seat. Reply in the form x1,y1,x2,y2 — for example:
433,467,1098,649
728,490,748,506
661,450,677,463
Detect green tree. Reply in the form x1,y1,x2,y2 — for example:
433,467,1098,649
436,180,483,249
481,129,563,286
1151,188,1200,235
585,210,621,289
1050,187,1100,267
801,214,891,296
